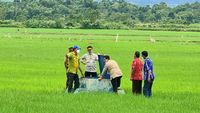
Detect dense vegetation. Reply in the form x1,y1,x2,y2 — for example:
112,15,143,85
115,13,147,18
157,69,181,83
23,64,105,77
0,0,200,30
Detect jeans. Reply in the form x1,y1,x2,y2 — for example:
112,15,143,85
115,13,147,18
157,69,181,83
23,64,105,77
67,73,80,93
143,80,153,97
111,76,122,92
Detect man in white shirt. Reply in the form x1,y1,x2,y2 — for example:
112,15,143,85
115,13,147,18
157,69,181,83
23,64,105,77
80,46,98,78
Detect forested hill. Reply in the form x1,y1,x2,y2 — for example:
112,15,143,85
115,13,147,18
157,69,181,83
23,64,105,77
0,0,200,30
129,0,200,6
2,0,200,6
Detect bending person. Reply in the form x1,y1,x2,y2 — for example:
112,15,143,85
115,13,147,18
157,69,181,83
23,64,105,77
98,55,122,93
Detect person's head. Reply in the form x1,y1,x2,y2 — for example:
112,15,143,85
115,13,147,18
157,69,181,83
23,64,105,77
104,55,110,62
68,47,73,52
142,51,148,59
134,51,140,58
73,45,81,54
87,46,93,54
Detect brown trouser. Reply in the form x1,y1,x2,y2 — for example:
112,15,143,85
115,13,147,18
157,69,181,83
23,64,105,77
132,80,142,95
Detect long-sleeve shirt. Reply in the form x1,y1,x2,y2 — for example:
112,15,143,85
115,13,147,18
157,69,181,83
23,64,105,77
101,60,122,80
143,57,155,80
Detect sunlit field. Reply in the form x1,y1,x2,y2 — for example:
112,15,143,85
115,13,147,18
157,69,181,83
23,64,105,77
0,28,200,113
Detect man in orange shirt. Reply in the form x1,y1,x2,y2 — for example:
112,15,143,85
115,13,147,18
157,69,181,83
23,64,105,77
130,51,143,95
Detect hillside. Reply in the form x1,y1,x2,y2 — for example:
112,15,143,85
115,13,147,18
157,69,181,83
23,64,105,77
129,0,200,6
2,0,200,6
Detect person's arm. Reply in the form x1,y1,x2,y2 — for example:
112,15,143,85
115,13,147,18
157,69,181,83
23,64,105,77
147,70,151,82
79,67,84,77
64,55,69,71
98,64,108,81
78,59,84,77
146,60,151,83
80,54,86,65
95,54,98,61
131,60,136,76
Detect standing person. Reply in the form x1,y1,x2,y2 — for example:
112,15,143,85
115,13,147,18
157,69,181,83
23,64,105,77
64,47,74,89
142,51,155,97
68,47,74,53
130,51,143,95
80,46,98,78
65,45,84,93
98,55,122,93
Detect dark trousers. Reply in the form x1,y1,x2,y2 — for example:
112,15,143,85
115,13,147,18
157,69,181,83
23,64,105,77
132,80,142,95
85,71,98,78
66,73,69,89
111,76,122,92
143,80,153,97
67,73,80,93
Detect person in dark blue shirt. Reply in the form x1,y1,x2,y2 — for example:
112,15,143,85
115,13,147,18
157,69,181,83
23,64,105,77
142,51,155,97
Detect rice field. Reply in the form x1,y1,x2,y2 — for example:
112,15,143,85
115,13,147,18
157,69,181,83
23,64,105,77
0,28,200,113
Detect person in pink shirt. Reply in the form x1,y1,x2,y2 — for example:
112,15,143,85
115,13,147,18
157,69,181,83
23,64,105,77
130,51,143,95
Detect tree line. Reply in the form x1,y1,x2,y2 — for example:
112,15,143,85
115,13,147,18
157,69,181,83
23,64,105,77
0,0,200,30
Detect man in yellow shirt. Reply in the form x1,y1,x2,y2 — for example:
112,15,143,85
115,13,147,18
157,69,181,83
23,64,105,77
64,47,74,89
65,45,83,93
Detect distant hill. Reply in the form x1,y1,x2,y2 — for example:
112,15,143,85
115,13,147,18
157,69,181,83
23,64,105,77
1,0,200,6
128,0,200,6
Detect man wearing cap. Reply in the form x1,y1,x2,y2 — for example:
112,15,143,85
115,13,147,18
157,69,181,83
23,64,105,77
65,45,84,93
80,46,98,78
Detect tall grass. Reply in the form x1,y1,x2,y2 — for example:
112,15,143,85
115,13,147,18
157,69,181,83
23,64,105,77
0,28,200,113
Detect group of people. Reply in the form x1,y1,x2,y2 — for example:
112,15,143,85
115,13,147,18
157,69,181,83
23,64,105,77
131,51,155,97
64,45,155,97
